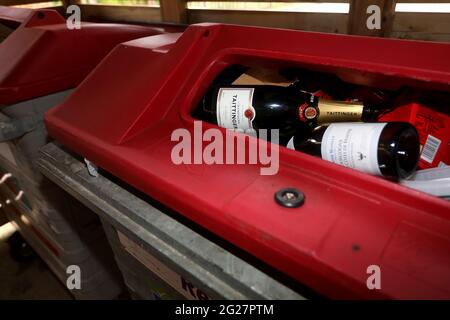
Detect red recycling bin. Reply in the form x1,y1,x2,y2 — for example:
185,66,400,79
45,23,450,299
0,5,182,104
0,5,183,299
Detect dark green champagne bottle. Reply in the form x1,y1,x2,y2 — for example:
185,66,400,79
195,85,379,144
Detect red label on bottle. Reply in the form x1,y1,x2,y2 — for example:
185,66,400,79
305,106,317,119
298,103,317,122
244,107,255,120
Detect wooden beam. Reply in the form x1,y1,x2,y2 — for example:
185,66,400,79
396,0,449,2
348,0,397,37
2,0,51,5
189,10,348,34
160,0,187,24
61,0,72,10
187,0,348,2
78,4,161,24
392,12,450,42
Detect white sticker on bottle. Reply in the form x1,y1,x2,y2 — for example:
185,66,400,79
321,123,387,176
420,134,441,164
216,88,255,130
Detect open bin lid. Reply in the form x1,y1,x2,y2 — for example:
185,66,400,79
46,23,450,299
0,5,183,105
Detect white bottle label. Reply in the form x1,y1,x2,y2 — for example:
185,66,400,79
216,88,255,130
321,123,387,176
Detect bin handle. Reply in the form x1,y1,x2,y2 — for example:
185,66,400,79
0,116,40,142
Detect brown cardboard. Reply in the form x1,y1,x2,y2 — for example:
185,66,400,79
233,68,291,86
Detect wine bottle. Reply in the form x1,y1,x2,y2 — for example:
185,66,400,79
287,122,420,179
195,85,380,143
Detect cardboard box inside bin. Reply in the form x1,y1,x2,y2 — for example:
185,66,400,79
233,68,292,86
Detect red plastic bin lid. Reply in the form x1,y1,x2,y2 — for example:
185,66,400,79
46,23,450,299
0,5,183,104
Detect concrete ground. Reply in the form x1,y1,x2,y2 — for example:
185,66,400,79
0,211,72,300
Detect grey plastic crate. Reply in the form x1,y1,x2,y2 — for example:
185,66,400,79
38,142,306,300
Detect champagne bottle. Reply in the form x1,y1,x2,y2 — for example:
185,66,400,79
194,85,380,143
282,68,400,116
287,122,420,179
